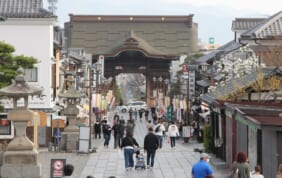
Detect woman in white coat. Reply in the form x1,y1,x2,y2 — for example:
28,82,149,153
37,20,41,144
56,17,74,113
167,121,179,149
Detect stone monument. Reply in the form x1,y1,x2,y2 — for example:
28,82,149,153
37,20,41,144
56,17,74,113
58,83,84,152
0,68,43,178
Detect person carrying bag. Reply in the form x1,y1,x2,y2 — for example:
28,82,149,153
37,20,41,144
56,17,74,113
120,132,139,171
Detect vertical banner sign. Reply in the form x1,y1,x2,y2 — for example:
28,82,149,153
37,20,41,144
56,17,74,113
50,159,66,178
98,55,104,79
188,70,195,99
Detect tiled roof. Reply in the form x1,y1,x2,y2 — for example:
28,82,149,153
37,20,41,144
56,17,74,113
217,40,242,54
201,67,278,103
232,18,265,31
195,50,223,64
103,29,176,59
0,0,55,18
241,11,282,39
238,106,282,126
195,41,242,64
250,116,282,126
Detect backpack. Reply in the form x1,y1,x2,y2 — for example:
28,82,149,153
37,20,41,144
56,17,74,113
155,125,160,132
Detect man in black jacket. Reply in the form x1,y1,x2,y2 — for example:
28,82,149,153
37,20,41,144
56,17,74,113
144,127,159,169
94,120,101,139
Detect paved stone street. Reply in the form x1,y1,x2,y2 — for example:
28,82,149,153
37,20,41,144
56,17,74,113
78,111,232,178
38,111,231,178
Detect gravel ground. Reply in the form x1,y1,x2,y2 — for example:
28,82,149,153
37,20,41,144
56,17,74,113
39,149,90,178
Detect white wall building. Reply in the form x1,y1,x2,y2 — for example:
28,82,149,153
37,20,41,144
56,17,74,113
0,0,57,110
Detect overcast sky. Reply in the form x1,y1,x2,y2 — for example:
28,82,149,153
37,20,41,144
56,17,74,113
44,0,282,45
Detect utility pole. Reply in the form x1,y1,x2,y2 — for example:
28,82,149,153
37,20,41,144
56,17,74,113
88,64,93,150
88,63,101,151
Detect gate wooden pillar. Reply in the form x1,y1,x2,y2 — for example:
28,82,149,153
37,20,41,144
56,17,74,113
146,76,155,108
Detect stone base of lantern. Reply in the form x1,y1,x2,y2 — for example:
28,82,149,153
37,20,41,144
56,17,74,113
1,150,41,178
60,131,79,152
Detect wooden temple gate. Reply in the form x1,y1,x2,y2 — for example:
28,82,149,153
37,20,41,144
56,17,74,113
65,14,198,106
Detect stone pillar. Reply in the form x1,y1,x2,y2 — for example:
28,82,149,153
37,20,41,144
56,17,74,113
60,104,79,152
0,68,43,178
58,84,84,152
1,109,41,178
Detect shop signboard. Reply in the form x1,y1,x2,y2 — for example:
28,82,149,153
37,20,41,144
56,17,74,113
50,158,66,178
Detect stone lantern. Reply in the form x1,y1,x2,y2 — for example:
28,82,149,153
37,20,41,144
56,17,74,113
0,68,43,178
58,83,84,152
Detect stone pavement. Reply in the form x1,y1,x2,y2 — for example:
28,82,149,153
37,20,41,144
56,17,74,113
79,112,232,178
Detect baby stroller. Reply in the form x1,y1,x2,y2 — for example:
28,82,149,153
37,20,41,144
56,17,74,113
134,150,146,170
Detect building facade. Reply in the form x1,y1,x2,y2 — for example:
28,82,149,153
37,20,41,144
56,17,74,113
0,0,57,111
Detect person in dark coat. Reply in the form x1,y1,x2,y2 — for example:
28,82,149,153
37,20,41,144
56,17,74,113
102,120,112,148
121,131,139,170
112,121,119,149
128,108,133,120
144,127,159,169
117,119,125,147
94,120,101,139
144,109,149,121
138,109,143,121
126,119,135,136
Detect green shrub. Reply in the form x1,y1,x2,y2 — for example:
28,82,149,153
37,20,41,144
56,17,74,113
203,124,212,153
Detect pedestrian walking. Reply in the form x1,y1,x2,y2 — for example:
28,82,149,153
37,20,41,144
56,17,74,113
251,165,264,178
120,115,126,125
102,120,112,148
93,120,101,139
138,109,143,121
277,164,282,178
112,120,119,149
128,107,133,120
146,120,153,130
113,112,120,121
232,152,251,178
120,131,139,171
152,113,157,124
167,121,179,149
134,109,138,120
126,119,135,135
154,119,166,149
144,127,159,169
191,153,213,178
144,109,149,121
115,119,125,148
